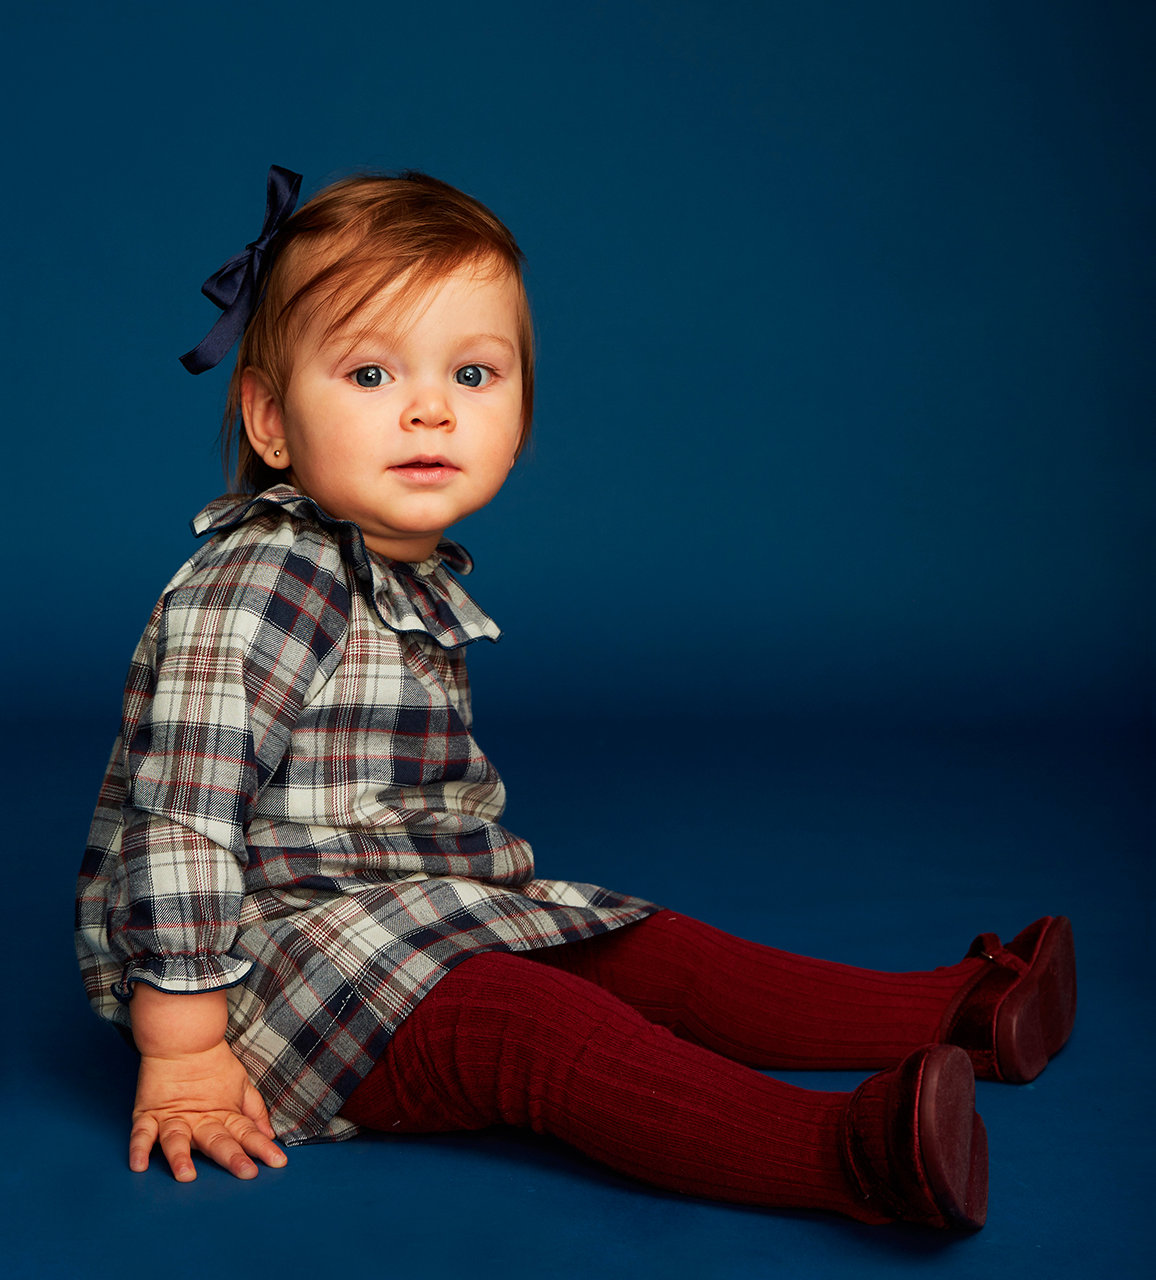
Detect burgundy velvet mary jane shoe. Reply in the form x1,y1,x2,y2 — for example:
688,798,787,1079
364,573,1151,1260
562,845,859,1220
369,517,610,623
939,915,1076,1083
840,1043,988,1230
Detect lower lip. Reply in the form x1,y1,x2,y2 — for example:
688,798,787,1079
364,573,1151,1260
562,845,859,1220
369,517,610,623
389,465,459,484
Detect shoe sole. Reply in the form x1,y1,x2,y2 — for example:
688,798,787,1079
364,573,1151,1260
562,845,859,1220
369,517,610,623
917,1044,988,1230
997,915,1077,1083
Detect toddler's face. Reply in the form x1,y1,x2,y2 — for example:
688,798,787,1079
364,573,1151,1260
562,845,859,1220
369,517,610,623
244,262,524,561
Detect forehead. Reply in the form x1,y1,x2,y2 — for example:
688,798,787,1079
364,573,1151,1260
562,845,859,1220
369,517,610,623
291,251,522,354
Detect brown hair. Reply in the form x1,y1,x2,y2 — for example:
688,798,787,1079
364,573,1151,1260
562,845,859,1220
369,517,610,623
221,171,534,494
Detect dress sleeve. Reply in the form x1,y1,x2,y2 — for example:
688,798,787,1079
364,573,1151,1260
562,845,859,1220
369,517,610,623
106,530,351,999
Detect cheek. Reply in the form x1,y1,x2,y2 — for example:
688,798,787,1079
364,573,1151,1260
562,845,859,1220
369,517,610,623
486,383,525,446
290,395,371,466
481,422,521,475
483,435,520,486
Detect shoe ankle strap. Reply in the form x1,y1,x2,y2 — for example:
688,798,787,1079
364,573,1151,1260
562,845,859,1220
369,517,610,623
965,932,1029,975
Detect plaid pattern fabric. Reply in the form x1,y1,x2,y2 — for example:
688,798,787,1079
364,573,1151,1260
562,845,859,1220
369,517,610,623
76,486,657,1145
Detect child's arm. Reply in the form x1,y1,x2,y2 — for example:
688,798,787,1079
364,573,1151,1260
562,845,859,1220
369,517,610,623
128,985,287,1182
99,522,352,1170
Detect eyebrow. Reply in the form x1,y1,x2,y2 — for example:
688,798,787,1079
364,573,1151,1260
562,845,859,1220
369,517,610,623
329,329,518,362
455,332,518,356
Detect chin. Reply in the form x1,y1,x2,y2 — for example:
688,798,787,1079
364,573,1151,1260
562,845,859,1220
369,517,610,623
378,506,460,533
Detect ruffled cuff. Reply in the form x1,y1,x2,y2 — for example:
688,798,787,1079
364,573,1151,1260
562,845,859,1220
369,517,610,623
112,952,254,1003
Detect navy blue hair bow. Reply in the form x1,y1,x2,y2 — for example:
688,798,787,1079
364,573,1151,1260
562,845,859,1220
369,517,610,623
179,165,303,374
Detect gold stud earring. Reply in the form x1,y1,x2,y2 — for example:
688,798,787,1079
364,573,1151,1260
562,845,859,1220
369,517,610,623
274,449,281,457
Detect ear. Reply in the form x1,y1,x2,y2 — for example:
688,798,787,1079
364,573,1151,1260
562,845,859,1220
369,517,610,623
241,368,291,469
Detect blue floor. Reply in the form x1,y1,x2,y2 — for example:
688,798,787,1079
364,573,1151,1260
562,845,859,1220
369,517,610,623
4,713,1151,1278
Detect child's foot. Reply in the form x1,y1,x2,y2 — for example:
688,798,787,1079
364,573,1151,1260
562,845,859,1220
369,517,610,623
840,1043,988,1230
938,915,1076,1082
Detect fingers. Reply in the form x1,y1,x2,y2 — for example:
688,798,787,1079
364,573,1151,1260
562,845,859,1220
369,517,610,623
196,1122,261,1179
195,1115,287,1177
157,1121,198,1183
128,1113,159,1173
237,1123,288,1170
134,1113,286,1182
190,1114,288,1179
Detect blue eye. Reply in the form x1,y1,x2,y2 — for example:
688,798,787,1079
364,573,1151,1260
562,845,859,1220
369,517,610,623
353,365,389,388
454,364,491,388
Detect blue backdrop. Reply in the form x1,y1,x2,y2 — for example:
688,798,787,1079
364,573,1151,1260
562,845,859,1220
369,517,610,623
4,0,1152,734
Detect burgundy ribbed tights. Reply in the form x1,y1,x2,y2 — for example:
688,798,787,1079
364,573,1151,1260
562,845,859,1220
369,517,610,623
339,910,987,1218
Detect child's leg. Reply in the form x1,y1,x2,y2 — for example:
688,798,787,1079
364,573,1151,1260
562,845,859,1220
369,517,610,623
526,910,1074,1079
340,950,986,1228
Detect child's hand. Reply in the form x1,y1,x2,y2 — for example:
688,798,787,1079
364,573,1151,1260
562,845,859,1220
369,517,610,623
129,1039,288,1182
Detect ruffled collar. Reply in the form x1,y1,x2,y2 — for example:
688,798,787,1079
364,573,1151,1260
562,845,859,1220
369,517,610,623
191,485,501,650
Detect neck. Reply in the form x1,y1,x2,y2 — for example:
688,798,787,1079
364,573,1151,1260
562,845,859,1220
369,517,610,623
362,530,444,563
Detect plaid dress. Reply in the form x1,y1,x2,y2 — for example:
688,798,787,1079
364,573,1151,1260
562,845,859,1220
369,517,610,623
76,485,658,1145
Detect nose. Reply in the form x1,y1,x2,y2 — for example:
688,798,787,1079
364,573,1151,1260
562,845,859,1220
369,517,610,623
402,383,455,432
